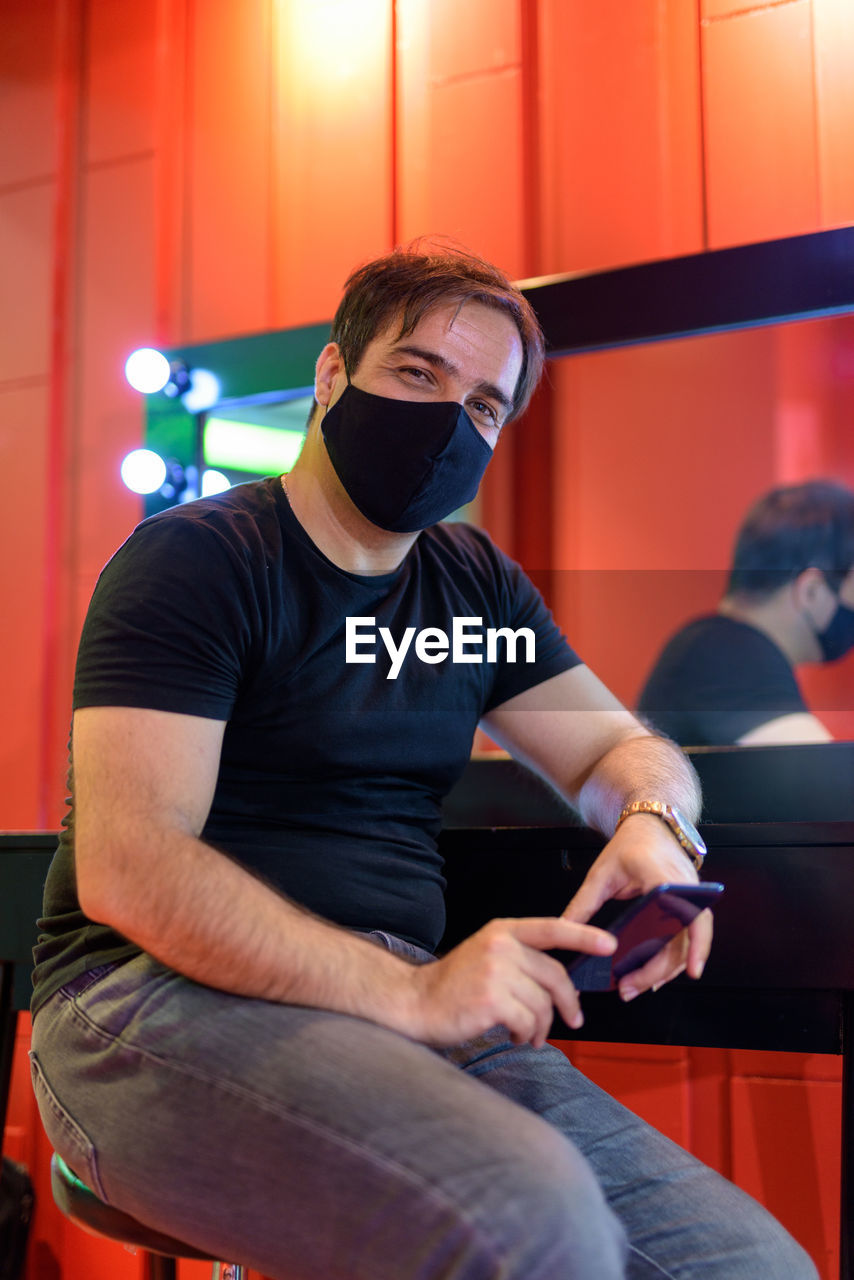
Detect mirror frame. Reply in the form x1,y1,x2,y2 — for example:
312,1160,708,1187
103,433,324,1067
520,225,854,354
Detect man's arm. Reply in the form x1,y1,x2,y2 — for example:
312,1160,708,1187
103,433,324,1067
73,704,617,1046
737,712,832,745
482,664,711,999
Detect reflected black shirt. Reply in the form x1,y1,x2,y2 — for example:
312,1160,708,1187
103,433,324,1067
637,614,807,746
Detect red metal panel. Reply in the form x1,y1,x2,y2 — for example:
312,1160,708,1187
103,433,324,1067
730,1075,840,1280
537,0,704,276
702,0,795,18
702,1,820,248
0,187,55,382
813,0,854,228
0,386,49,827
186,0,273,341
427,0,520,81
84,0,158,164
413,71,524,277
75,160,153,579
396,0,525,277
0,0,60,187
271,0,394,329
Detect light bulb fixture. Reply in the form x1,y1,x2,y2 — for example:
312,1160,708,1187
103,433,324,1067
120,448,168,494
182,368,222,413
124,348,171,394
120,450,197,502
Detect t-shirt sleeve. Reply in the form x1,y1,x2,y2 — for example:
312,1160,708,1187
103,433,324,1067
478,540,582,712
74,510,259,720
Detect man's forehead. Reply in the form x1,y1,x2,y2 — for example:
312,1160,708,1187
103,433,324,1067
375,300,523,379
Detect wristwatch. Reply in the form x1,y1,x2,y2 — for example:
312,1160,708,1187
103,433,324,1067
615,800,706,872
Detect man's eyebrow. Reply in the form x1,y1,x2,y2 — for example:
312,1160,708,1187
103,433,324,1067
391,343,514,413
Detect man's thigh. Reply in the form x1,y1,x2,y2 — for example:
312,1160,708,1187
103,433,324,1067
31,954,625,1280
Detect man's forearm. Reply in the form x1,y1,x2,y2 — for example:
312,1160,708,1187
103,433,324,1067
78,826,422,1030
574,730,701,837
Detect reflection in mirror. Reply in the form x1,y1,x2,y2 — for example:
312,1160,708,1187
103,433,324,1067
544,312,854,744
204,394,315,488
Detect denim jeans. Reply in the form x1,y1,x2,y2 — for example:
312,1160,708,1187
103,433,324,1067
30,935,817,1279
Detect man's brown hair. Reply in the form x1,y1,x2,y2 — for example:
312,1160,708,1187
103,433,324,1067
726,480,854,598
330,241,545,422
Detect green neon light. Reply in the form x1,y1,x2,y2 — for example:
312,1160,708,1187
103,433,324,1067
204,418,306,473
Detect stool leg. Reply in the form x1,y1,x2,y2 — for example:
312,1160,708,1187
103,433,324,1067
142,1255,177,1280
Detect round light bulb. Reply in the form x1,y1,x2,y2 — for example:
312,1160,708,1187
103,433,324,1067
201,469,231,496
120,448,168,495
124,347,171,394
182,368,221,413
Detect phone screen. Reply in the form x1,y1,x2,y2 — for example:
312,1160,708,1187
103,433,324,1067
565,882,724,992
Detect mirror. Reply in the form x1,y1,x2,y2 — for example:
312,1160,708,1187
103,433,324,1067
542,311,854,740
512,226,854,745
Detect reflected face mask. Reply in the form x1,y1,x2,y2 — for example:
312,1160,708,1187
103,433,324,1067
817,596,854,662
320,383,494,533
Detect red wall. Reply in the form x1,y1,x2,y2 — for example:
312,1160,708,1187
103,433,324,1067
3,2,854,1277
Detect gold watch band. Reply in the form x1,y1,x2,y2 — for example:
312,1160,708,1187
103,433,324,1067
615,800,706,872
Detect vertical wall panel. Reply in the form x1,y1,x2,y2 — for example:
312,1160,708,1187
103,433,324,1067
0,0,60,186
271,0,393,328
702,1,820,248
74,160,153,583
730,1076,841,1279
537,0,704,276
186,0,273,340
396,0,526,277
813,0,854,228
702,0,795,17
0,187,55,382
0,387,49,826
84,0,158,163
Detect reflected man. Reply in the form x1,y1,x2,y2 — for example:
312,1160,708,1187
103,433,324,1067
638,480,854,746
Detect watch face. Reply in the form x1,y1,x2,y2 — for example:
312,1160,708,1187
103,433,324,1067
669,805,706,856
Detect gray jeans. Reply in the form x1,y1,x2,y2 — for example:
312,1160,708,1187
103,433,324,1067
30,936,816,1279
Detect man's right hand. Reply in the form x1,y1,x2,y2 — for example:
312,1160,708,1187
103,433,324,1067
402,917,617,1048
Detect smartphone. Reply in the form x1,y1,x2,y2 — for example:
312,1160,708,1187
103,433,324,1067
564,882,724,992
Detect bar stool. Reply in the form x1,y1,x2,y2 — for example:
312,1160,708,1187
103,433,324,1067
50,1153,247,1279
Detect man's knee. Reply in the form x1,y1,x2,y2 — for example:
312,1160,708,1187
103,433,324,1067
468,1136,628,1280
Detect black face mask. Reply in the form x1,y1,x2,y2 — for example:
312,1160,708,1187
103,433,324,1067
320,383,494,533
817,597,854,662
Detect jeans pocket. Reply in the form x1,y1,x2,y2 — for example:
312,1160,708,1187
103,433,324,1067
29,1050,108,1202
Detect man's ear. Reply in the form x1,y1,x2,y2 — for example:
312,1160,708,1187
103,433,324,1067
792,566,828,611
314,342,345,408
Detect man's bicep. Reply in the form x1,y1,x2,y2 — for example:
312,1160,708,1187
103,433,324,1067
72,705,226,850
481,665,647,796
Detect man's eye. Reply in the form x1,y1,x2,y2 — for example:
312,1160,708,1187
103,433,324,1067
469,399,498,424
400,366,431,381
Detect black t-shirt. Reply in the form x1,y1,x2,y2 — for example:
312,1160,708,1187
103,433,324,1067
32,478,580,1011
636,614,808,746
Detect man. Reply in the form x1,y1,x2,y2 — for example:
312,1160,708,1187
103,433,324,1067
638,481,854,746
30,246,815,1278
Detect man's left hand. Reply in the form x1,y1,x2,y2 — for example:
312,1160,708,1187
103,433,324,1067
561,813,713,1002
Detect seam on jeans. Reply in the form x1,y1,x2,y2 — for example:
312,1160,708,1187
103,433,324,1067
62,1001,513,1271
29,1050,109,1201
627,1243,678,1278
